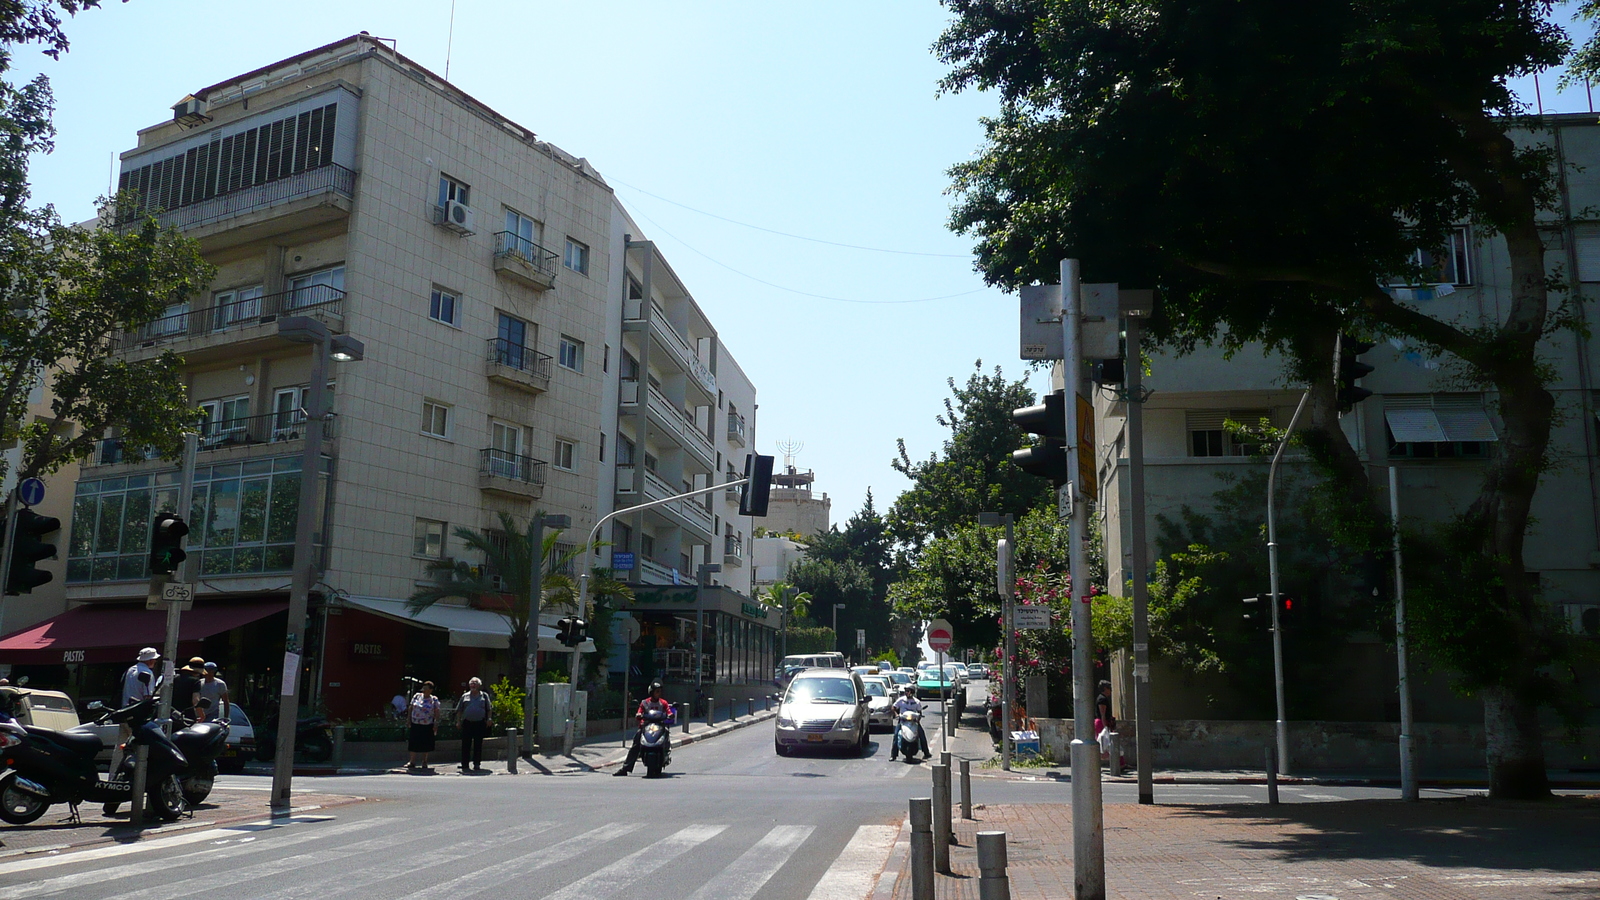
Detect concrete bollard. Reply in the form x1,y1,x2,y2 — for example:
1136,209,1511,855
941,750,952,769
960,758,973,819
506,728,519,774
1109,733,1122,776
946,707,957,737
679,703,689,735
909,798,935,900
707,700,717,728
977,831,1011,900
932,764,953,872
1265,745,1279,806
332,725,345,768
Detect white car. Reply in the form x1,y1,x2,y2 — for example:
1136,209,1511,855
774,670,870,756
860,675,895,731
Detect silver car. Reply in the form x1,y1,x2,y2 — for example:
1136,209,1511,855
860,675,895,732
774,670,870,756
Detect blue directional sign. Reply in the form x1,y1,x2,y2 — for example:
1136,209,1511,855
611,551,635,571
17,477,44,507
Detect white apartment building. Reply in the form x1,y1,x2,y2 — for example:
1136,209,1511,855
0,35,771,715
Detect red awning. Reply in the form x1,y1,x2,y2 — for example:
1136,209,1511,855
0,600,287,665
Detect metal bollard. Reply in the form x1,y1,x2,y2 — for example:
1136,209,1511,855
960,758,973,819
977,831,1011,900
932,764,952,872
1109,733,1122,776
332,725,345,768
506,728,519,774
909,798,935,900
1265,745,1279,806
680,703,690,734
707,700,717,728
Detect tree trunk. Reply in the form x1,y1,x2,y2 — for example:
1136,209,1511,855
507,627,528,703
1482,684,1550,798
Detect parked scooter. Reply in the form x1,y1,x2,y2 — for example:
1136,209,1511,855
893,709,926,764
254,710,333,763
0,694,187,825
99,698,230,811
637,704,674,778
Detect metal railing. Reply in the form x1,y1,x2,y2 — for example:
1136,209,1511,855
487,338,553,378
479,448,548,485
727,413,747,442
121,284,345,350
89,411,333,466
118,163,356,231
725,534,743,559
493,232,559,276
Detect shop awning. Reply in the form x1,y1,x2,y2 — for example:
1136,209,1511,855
0,599,287,665
340,596,594,653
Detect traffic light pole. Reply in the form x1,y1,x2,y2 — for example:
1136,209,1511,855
0,489,19,637
1267,389,1309,777
1062,259,1105,900
1389,466,1418,801
1125,312,1155,805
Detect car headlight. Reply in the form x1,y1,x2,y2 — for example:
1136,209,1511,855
833,718,854,731
777,716,796,729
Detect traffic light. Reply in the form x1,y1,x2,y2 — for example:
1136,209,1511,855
1012,390,1070,486
148,513,189,575
1279,595,1297,629
6,509,61,595
556,615,588,647
1336,334,1377,413
739,454,775,517
1241,593,1270,630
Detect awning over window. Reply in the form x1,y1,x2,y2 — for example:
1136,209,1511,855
0,599,287,665
1384,395,1498,444
340,596,593,653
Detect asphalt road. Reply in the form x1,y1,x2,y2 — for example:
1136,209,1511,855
0,681,1475,900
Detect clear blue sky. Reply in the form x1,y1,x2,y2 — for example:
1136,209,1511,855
11,0,1050,527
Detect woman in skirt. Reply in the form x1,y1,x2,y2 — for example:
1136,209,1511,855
407,681,441,770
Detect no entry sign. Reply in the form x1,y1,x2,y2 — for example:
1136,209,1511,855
927,618,954,653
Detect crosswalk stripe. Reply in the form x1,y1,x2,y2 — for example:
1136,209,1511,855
804,824,900,900
0,817,386,896
684,825,814,900
389,822,643,900
0,814,342,880
541,824,728,900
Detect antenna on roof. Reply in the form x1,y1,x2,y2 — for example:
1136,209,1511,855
444,0,458,80
777,439,803,472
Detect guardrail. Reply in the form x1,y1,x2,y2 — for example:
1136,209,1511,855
120,284,344,350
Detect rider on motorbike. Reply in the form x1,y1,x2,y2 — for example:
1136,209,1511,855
614,682,676,776
890,685,931,761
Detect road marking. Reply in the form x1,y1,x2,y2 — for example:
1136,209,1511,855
389,822,643,900
542,824,728,900
0,818,389,898
0,814,340,879
805,824,900,900
685,825,814,900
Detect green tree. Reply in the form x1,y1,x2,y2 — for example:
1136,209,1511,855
805,491,902,653
788,557,874,656
938,0,1581,799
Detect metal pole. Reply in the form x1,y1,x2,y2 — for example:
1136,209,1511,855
1001,520,1015,772
0,491,20,640
939,649,948,754
1062,258,1104,900
565,570,584,755
525,517,546,744
271,337,331,810
1267,389,1310,779
1390,467,1418,801
960,758,973,819
1125,313,1155,805
1265,745,1279,806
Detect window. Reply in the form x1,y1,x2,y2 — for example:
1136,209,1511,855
617,434,635,466
559,335,584,372
620,351,639,380
550,541,577,577
603,344,610,373
504,209,539,243
146,301,189,337
414,519,446,558
599,432,606,462
200,396,251,444
496,313,529,368
272,388,307,440
1186,410,1272,458
563,237,589,274
627,275,644,300
554,439,576,471
422,400,452,438
213,285,263,329
489,421,521,477
287,266,344,309
613,521,633,554
438,174,470,208
429,287,459,326
1385,394,1497,459
640,533,655,559
1387,226,1472,287
643,451,658,473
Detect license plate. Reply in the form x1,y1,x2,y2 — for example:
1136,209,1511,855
807,733,824,742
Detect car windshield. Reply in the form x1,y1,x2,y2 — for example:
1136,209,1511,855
788,678,856,704
863,681,887,697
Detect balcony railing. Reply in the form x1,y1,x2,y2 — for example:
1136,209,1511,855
493,232,559,276
487,338,553,379
725,534,743,559
479,448,547,485
118,163,356,232
727,413,747,445
88,411,333,466
120,284,345,350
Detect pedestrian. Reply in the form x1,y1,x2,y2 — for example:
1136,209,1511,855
455,677,492,772
390,691,407,720
406,681,441,771
199,662,230,722
108,647,160,813
1095,680,1116,762
172,657,205,719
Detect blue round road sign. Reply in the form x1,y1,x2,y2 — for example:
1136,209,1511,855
18,477,44,507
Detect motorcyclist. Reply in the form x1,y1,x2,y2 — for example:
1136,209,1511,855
890,685,930,761
613,682,676,776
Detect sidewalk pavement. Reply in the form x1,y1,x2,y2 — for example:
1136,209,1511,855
0,789,366,861
881,796,1600,899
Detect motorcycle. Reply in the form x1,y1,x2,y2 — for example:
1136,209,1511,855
893,709,925,763
636,704,675,778
0,694,187,825
100,698,229,811
254,710,333,762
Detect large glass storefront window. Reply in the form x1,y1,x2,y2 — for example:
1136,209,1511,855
68,456,312,583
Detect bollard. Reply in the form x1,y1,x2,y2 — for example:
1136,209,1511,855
1265,745,1279,806
946,708,957,737
909,798,935,900
332,725,345,768
1109,733,1122,777
506,728,519,774
707,699,717,728
932,764,953,872
765,694,772,712
977,831,1011,900
941,750,952,770
960,758,973,819
679,703,689,735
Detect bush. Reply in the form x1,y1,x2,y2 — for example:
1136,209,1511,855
490,677,525,726
785,626,836,654
537,669,570,684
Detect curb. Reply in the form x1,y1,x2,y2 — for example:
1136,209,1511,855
871,817,912,900
966,768,1599,790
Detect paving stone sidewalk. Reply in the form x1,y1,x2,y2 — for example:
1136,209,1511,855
885,796,1600,899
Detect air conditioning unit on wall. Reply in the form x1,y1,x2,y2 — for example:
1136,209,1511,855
435,200,476,235
1565,603,1600,637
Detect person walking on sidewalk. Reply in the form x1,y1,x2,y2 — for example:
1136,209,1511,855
407,681,442,771
456,677,492,772
613,683,675,776
199,662,230,722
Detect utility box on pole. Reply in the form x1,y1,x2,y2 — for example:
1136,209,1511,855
536,683,571,751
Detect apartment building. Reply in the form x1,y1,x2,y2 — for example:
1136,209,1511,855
1094,113,1600,723
0,35,769,716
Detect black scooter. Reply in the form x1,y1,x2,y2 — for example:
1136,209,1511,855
254,710,333,763
636,705,674,778
101,698,230,812
0,694,187,825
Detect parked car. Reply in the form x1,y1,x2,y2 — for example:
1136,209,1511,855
860,675,895,732
850,665,880,677
216,704,256,774
774,669,870,756
967,663,990,680
778,652,847,671
883,670,913,690
916,668,954,700
0,686,80,731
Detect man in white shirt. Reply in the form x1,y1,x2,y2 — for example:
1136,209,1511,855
891,686,930,760
108,647,160,812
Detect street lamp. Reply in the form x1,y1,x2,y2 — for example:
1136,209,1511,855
833,603,845,656
270,316,363,812
781,586,797,659
525,512,571,743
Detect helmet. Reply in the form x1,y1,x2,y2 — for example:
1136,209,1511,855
903,685,915,695
648,681,663,695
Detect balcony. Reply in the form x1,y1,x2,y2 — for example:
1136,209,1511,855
117,284,345,364
492,232,559,291
624,300,716,396
478,448,547,500
614,463,714,540
619,379,717,472
724,534,744,566
638,557,678,585
485,338,552,394
121,164,355,252
727,413,747,447
86,411,336,469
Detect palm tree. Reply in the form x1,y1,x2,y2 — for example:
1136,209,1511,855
760,581,812,658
